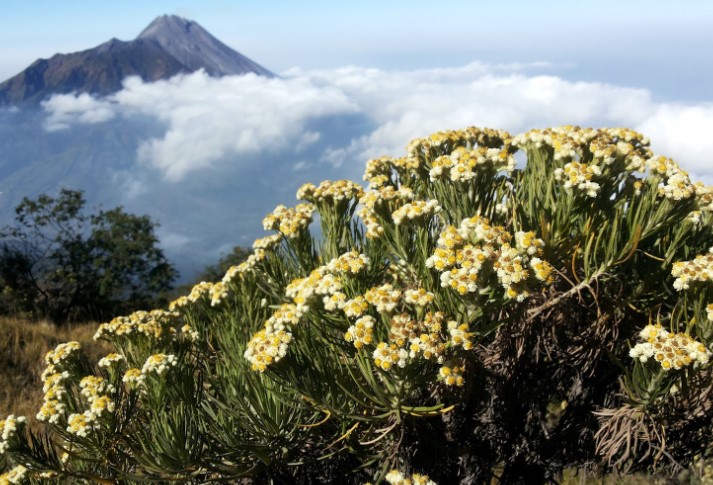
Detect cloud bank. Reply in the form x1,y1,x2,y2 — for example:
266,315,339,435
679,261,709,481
43,62,713,183
30,61,713,280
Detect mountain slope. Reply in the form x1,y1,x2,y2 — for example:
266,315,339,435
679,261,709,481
0,15,274,105
137,15,274,77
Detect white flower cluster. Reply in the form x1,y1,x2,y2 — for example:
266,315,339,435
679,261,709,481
363,156,395,188
513,127,651,175
358,186,415,238
282,251,371,317
0,415,26,454
529,257,554,283
428,146,515,182
364,283,402,313
220,249,268,284
383,469,438,485
495,245,529,287
97,353,124,369
246,250,374,372
403,288,435,306
209,281,229,306
122,369,145,387
296,179,364,203
181,324,200,342
141,354,178,376
671,248,713,291
512,130,553,149
392,199,441,225
439,364,465,387
344,315,375,349
428,216,553,301
517,126,591,151
286,268,342,315
37,370,70,424
388,313,420,347
590,137,647,170
79,375,115,400
554,161,602,197
458,216,510,246
646,155,695,201
408,314,446,362
0,464,28,484
688,210,702,225
94,310,179,341
326,251,371,274
372,342,409,371
44,341,81,365
252,233,283,251
515,231,545,256
264,303,304,333
262,203,316,238
89,396,116,419
629,324,711,370
661,172,695,200
65,399,116,438
187,281,213,303
343,296,369,318
42,370,69,393
694,182,713,212
323,292,347,311
66,411,99,437
244,329,292,372
356,311,450,369
448,321,475,351
169,279,234,308
407,126,511,161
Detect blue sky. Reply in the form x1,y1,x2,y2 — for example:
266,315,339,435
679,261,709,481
2,0,713,100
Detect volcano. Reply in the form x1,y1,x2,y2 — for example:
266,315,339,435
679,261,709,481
0,14,274,105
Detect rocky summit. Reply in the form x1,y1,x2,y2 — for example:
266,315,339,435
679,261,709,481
0,14,274,105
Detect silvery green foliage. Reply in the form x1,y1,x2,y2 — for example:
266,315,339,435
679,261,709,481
2,126,713,484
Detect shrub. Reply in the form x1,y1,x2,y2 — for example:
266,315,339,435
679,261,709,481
1,126,712,484
0,189,177,323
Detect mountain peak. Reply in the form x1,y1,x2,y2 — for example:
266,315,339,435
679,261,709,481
0,14,274,105
133,15,274,78
137,15,198,39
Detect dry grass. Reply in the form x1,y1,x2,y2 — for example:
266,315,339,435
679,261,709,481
0,316,110,427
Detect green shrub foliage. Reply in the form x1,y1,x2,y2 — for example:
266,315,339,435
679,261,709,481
0,189,177,323
2,126,713,484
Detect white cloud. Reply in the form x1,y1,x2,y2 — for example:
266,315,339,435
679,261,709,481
636,104,713,181
41,62,713,183
132,72,358,181
42,92,116,131
48,71,359,181
296,66,658,169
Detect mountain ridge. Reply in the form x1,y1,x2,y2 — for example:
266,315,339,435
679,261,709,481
0,14,274,105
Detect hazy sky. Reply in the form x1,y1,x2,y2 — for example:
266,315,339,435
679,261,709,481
2,0,713,101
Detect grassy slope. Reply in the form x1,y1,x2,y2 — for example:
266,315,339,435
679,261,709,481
0,317,109,426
